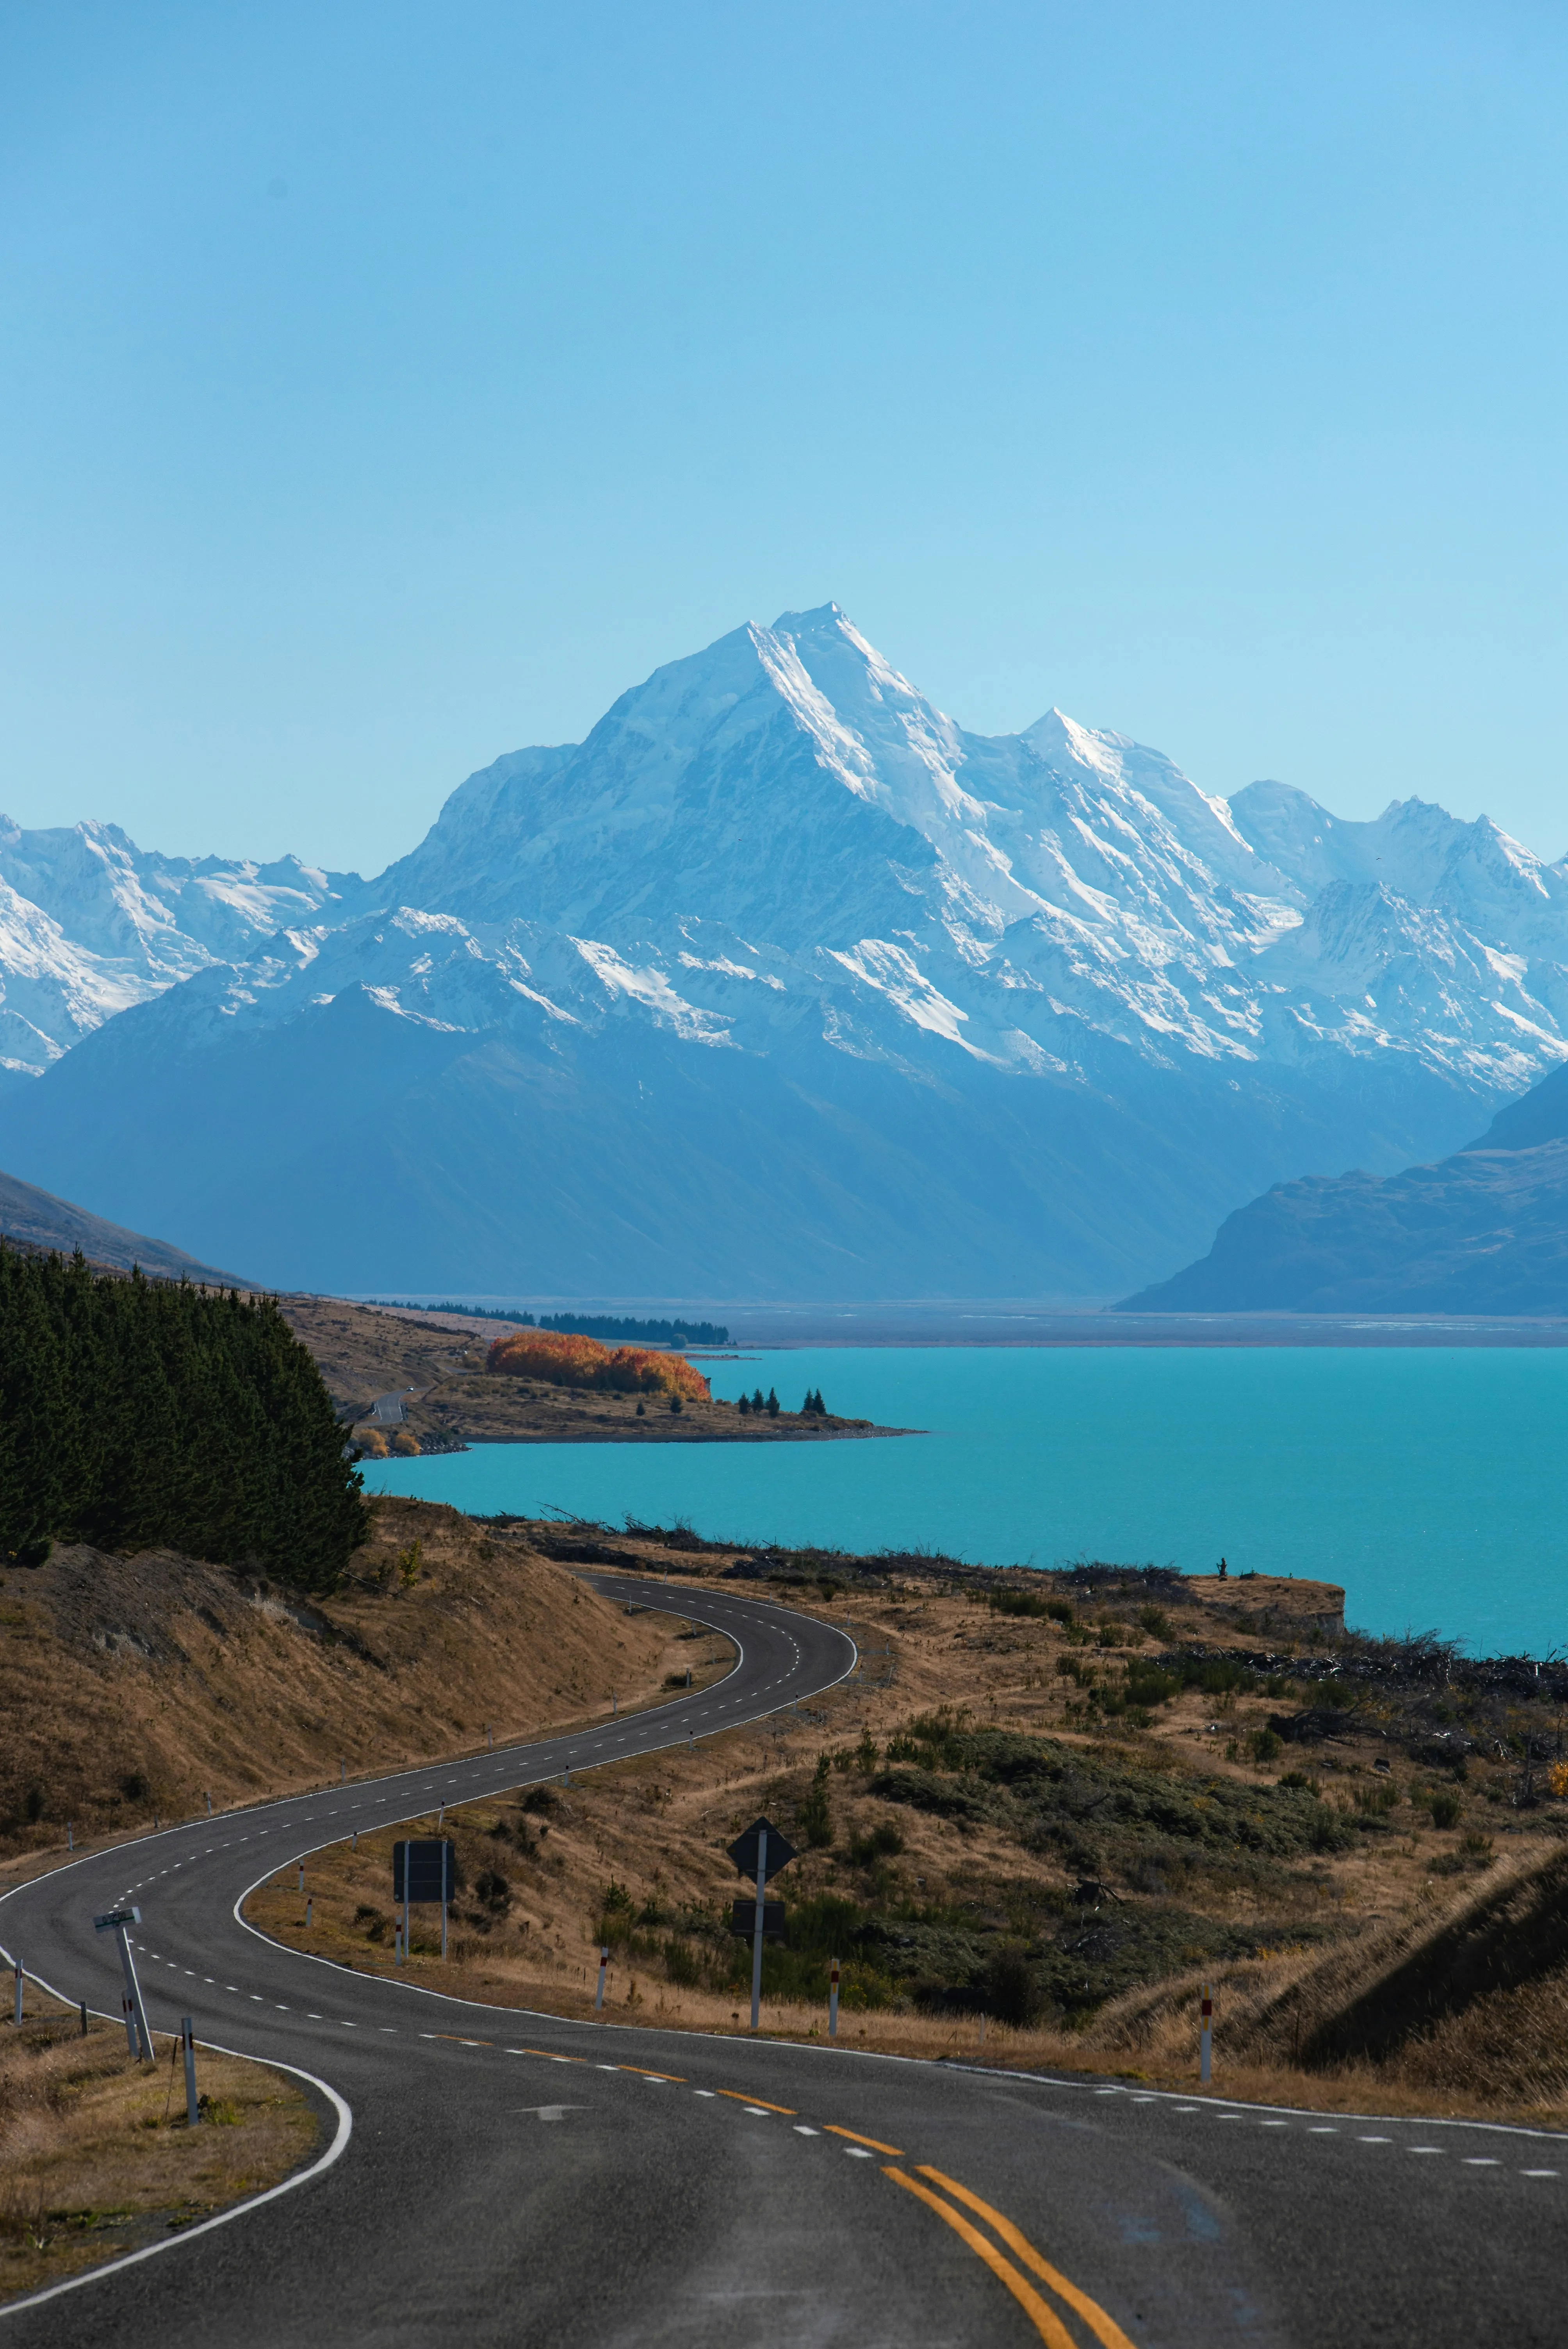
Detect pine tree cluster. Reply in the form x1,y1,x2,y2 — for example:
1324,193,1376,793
0,1247,368,1591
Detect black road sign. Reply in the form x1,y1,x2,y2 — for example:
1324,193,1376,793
394,1839,456,1903
729,1900,786,1941
93,1907,141,1930
727,1818,797,1882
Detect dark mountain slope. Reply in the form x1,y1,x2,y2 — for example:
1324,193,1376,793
0,1164,248,1286
1121,1062,1568,1315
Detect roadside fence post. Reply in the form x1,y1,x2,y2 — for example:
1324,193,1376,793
205,1792,212,1816
67,1823,74,1851
297,1865,305,1892
79,2001,87,2037
596,1945,609,2010
1200,1981,1213,2084
306,1898,313,1929
829,1956,839,2040
182,2017,199,2126
352,1830,358,1852
750,1826,769,2032
12,1957,21,2025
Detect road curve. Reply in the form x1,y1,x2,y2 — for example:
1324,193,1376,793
2,1580,1564,2348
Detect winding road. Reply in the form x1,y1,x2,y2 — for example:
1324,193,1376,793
2,1580,1563,2346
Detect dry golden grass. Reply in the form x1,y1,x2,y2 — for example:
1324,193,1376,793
244,1562,1568,2130
0,1985,316,2306
0,1500,724,1865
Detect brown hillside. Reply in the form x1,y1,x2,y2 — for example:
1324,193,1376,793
0,1499,726,1861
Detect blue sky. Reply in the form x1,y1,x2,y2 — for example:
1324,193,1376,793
3,1,1567,874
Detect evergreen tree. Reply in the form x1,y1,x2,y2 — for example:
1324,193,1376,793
0,1246,366,1591
738,1392,752,1416
766,1387,780,1418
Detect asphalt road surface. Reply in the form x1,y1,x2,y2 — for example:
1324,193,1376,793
2,1580,1563,2347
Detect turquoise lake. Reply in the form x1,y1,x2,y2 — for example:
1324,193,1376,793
363,1346,1568,1658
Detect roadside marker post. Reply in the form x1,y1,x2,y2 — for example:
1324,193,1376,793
12,1957,21,2025
78,2001,87,2038
297,1866,305,1893
94,1907,151,2061
340,1760,346,1784
205,1792,212,1816
596,1945,609,2010
67,1823,73,1851
829,1956,840,2039
1200,1982,1213,2084
180,2017,199,2126
306,1898,313,1929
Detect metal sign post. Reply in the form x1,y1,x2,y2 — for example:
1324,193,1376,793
94,1907,151,2060
727,1819,797,2034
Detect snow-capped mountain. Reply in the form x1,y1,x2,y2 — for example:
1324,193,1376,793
4,605,1566,1298
0,817,360,1081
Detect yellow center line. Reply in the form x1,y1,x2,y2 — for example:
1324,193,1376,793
884,2170,1076,2349
823,2123,905,2156
431,2035,494,2046
716,2088,796,2113
620,2066,687,2082
519,2048,588,2063
916,2167,1139,2349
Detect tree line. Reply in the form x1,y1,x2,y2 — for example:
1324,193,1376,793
0,1246,367,1591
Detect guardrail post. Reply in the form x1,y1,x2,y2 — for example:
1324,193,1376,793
182,2017,200,2125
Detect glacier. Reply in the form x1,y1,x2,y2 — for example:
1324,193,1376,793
3,604,1566,1299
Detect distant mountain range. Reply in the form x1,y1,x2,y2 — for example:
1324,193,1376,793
0,1165,246,1287
1122,1060,1568,1315
3,604,1566,1299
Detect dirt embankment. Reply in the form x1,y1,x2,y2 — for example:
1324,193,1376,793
246,1541,1568,2125
0,1500,725,1861
277,1293,902,1449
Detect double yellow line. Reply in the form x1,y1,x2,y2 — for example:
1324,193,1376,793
885,2165,1136,2349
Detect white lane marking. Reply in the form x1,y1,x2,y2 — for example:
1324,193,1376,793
743,2106,770,2117
1259,2120,1288,2129
793,2124,820,2135
1357,2136,1393,2145
843,2147,875,2159
1308,2126,1338,2134
1465,2158,1500,2167
1409,2148,1443,2155
693,2089,716,2097
1522,2169,1559,2178
250,1994,264,2003
308,2013,323,2020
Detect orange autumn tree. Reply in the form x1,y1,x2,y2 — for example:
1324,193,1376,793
486,1328,710,1402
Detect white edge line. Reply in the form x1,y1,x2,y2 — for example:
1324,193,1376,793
0,2010,351,2322
226,1583,857,2011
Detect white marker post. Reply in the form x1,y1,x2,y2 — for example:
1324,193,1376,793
297,1865,305,1893
596,1945,609,2010
1200,1981,1213,2084
12,1956,21,2025
205,1792,212,1816
67,1823,74,1851
750,1825,769,2032
829,1955,840,2040
181,2016,200,2125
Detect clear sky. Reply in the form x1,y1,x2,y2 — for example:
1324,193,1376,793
4,0,1567,876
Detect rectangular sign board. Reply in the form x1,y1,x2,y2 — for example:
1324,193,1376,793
729,1900,786,1941
394,1839,456,1904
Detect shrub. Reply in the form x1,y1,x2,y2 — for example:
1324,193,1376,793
1429,1789,1463,1830
846,1822,905,1865
1138,1605,1170,1638
991,1588,1051,1619
486,1328,709,1402
801,1757,833,1847
1249,1728,1284,1764
390,1429,421,1456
